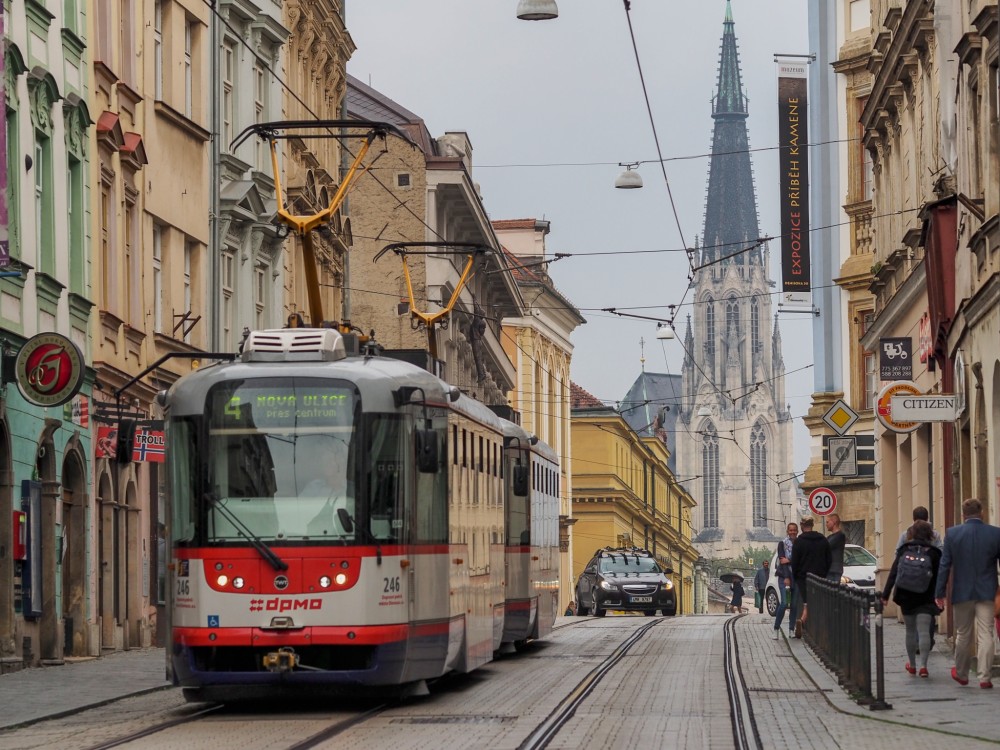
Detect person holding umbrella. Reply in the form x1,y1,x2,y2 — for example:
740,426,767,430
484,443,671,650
724,571,745,614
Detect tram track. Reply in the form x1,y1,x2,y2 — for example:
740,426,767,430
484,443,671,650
516,617,663,750
723,614,763,750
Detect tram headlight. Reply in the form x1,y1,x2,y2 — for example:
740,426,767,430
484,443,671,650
217,574,229,587
233,577,245,589
335,573,348,586
319,576,332,588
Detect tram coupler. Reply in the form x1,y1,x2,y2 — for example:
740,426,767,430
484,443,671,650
262,647,299,673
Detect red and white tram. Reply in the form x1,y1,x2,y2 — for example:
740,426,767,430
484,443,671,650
164,328,559,701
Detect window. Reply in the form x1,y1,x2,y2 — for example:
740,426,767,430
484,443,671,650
68,156,85,294
701,423,719,528
750,422,767,526
100,181,115,311
183,241,193,342
125,196,139,319
184,21,194,117
153,1,163,100
254,63,266,170
857,98,873,201
705,296,716,377
750,296,761,354
726,296,740,334
221,249,234,349
223,42,235,148
35,139,55,275
120,0,135,86
255,261,267,329
96,0,113,65
152,226,163,332
397,173,411,188
859,311,876,410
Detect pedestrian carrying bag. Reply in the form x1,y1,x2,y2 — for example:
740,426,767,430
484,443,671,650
895,544,934,593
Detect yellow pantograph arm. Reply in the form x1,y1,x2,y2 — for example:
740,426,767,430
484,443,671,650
402,253,478,327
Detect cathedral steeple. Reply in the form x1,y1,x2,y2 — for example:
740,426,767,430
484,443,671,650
701,2,762,266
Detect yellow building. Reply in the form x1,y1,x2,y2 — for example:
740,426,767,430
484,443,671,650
570,383,700,614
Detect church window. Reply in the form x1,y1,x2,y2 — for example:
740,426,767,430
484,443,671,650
701,423,719,528
726,296,740,333
750,421,767,526
705,297,716,377
750,296,761,354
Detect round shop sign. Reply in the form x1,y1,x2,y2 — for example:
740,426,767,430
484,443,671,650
14,333,86,407
875,380,920,434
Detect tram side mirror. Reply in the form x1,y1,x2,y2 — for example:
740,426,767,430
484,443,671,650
115,419,137,465
415,429,439,473
512,464,529,497
336,507,354,534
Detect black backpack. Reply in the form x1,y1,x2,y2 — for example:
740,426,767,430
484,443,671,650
895,544,934,593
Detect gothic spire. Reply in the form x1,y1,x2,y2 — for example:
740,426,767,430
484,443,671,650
700,2,762,267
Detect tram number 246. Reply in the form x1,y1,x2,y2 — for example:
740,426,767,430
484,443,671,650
176,578,190,596
383,576,401,593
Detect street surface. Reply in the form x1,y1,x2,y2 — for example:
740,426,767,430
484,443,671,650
0,614,997,750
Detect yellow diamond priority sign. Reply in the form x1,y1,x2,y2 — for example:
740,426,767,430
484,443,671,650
822,398,859,436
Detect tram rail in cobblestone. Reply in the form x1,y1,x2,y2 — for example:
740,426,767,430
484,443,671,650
724,614,763,750
81,703,224,750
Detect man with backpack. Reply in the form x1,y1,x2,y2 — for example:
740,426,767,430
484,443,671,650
882,520,942,677
935,498,1000,689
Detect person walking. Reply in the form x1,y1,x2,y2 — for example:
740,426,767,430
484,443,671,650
753,559,769,614
826,513,846,583
882,520,942,678
772,522,798,639
897,506,943,550
729,574,745,614
935,498,1000,689
791,516,832,637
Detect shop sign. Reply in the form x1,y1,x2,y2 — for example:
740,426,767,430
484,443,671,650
917,313,933,363
876,381,921,434
14,333,86,407
878,337,911,380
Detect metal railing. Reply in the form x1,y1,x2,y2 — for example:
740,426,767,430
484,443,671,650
803,573,891,710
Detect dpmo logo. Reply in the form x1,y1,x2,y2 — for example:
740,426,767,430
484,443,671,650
249,598,323,612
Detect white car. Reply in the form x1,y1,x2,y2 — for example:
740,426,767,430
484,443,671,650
763,543,877,617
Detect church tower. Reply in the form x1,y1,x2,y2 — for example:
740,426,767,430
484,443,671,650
677,2,795,560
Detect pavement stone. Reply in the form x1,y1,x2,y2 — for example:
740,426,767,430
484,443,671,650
0,649,171,731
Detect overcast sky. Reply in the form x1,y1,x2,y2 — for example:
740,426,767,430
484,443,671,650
345,1,813,473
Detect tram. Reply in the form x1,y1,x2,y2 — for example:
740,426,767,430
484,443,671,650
164,327,560,701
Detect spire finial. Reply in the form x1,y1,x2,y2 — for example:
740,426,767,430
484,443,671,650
640,337,646,371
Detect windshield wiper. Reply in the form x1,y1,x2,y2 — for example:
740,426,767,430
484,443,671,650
205,492,288,571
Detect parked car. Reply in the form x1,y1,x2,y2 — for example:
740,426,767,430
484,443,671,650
763,543,877,616
576,547,676,617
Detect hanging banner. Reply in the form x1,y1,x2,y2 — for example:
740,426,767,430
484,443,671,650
0,6,9,268
133,425,166,463
95,426,118,459
777,61,810,306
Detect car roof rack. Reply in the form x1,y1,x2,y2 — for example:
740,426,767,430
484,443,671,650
594,546,654,560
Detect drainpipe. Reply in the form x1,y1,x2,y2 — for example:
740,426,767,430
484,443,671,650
208,4,221,350
341,2,351,323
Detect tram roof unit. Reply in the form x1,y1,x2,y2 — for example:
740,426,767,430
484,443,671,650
164,328,508,433
502,420,557,465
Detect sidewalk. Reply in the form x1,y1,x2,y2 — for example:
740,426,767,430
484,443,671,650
0,649,171,731
777,612,1000,744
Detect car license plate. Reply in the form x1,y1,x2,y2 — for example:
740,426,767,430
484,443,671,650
630,596,652,603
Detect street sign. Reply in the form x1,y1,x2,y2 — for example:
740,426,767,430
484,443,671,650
879,337,912,380
876,381,920,434
823,434,874,478
826,436,858,477
808,487,837,516
822,398,859,436
890,394,959,422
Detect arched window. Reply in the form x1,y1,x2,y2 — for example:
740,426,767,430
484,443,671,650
705,296,716,377
751,421,768,526
751,296,761,354
702,422,719,528
726,295,740,334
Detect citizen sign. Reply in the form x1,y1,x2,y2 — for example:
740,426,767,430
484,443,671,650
889,395,959,422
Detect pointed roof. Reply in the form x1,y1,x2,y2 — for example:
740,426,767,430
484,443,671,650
700,3,761,266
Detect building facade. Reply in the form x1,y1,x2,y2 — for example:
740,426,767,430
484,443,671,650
571,383,700,614
495,218,585,611
675,5,795,560
801,0,879,553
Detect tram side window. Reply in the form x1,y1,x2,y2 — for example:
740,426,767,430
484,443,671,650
416,424,447,543
169,418,197,543
367,415,406,542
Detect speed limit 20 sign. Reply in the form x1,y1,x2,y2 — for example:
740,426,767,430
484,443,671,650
808,487,838,516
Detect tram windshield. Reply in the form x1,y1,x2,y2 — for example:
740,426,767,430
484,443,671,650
171,378,409,546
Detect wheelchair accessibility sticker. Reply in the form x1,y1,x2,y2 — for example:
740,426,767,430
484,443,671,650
208,615,220,627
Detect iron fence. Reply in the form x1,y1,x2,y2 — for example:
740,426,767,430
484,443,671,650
803,573,891,710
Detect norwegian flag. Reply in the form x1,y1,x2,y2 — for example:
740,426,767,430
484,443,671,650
132,428,166,463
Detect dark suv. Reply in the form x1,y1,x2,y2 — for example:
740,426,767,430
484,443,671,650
576,547,676,617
